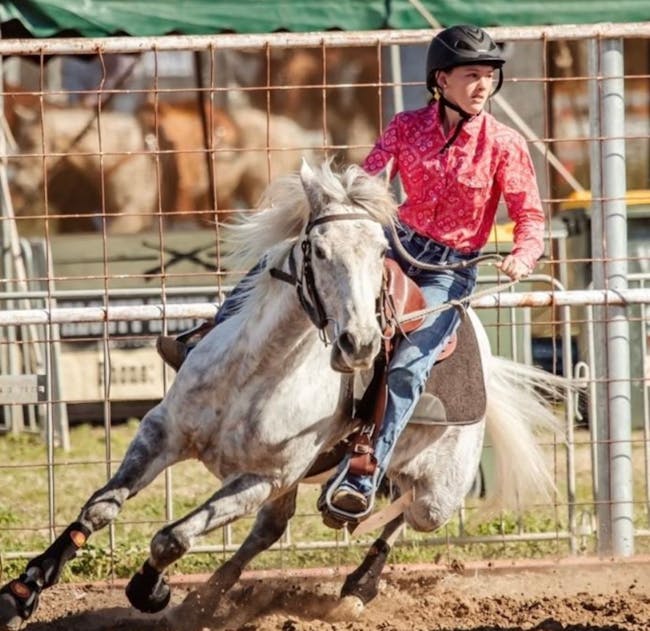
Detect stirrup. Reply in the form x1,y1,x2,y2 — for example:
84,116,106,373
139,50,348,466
319,463,376,527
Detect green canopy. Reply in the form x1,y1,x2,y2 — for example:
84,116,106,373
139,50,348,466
1,1,386,37
391,1,650,29
0,0,648,38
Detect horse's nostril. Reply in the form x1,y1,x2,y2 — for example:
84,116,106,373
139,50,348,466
338,331,357,356
337,330,380,361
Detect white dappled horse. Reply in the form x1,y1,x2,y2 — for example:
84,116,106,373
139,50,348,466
0,160,564,631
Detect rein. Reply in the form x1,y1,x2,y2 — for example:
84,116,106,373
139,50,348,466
388,221,502,271
269,212,379,331
269,211,514,333
397,277,519,326
384,222,518,325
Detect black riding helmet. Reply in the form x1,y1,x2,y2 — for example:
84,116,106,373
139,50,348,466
426,25,505,97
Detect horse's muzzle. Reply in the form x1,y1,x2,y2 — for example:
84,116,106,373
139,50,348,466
330,328,381,372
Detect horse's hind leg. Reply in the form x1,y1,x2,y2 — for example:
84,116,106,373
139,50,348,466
0,408,178,630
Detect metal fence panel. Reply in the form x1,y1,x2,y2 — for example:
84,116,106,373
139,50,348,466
0,23,648,575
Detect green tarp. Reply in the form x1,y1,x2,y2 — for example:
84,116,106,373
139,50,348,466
0,0,648,38
391,1,650,29
0,1,388,38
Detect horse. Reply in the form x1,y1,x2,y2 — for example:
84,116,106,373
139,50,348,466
0,160,564,631
139,98,332,222
240,46,381,164
9,102,158,234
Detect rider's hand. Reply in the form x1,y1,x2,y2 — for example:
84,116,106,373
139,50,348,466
495,255,531,281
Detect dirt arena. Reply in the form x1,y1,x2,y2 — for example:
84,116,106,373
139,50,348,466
19,558,649,631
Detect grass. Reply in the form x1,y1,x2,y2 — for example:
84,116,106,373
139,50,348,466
0,421,648,584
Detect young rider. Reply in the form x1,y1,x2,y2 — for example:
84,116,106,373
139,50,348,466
157,25,546,525
319,24,545,522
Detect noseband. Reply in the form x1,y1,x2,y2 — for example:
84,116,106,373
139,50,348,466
270,212,381,331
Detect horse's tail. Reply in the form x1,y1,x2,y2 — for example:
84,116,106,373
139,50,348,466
484,356,569,510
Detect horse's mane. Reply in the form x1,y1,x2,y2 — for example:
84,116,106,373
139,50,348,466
219,160,397,272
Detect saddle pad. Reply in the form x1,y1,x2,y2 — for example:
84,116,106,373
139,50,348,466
410,312,486,425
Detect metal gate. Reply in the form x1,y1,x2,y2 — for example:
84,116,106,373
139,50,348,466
0,22,648,578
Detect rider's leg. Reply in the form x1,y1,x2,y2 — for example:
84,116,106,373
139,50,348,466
325,266,477,519
156,257,266,370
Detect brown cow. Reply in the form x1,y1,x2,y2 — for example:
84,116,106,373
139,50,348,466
138,100,244,225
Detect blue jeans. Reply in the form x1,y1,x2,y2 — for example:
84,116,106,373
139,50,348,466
349,223,478,496
214,257,266,325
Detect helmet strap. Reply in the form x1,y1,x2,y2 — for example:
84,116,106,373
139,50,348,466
439,94,472,120
491,68,504,96
438,96,471,154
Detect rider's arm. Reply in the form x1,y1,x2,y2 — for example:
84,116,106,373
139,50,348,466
497,133,545,272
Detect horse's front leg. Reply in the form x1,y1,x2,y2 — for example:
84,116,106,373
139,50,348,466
337,512,405,609
125,474,288,621
0,409,178,630
164,487,297,630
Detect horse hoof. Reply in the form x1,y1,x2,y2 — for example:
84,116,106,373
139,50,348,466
0,590,25,631
327,595,365,622
0,578,40,631
340,576,380,604
125,561,171,614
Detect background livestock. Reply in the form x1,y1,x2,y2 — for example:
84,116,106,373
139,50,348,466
9,102,158,233
7,89,332,233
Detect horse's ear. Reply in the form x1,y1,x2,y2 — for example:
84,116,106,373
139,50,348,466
300,158,315,186
300,158,322,210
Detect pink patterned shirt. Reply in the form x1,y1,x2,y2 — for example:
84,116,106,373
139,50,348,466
363,101,545,270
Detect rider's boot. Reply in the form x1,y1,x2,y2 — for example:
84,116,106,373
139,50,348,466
156,320,215,371
318,470,374,529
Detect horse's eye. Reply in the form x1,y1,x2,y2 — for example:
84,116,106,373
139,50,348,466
313,245,327,260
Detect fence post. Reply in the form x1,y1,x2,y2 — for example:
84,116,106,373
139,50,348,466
590,37,634,556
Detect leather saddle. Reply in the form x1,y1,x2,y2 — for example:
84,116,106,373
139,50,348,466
379,258,484,422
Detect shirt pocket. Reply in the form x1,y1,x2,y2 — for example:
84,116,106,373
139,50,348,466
455,171,491,210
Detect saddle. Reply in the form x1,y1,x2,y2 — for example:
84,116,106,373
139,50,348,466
313,259,486,479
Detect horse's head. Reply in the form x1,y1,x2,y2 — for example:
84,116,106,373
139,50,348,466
298,160,396,372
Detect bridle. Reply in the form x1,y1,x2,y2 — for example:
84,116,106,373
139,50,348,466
269,212,380,332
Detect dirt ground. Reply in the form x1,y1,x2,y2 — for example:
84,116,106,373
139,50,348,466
21,558,650,631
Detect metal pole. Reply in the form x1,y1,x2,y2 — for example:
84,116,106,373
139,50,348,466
601,39,634,556
588,37,611,556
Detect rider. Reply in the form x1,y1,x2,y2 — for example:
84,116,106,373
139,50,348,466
156,25,546,524
319,24,545,522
